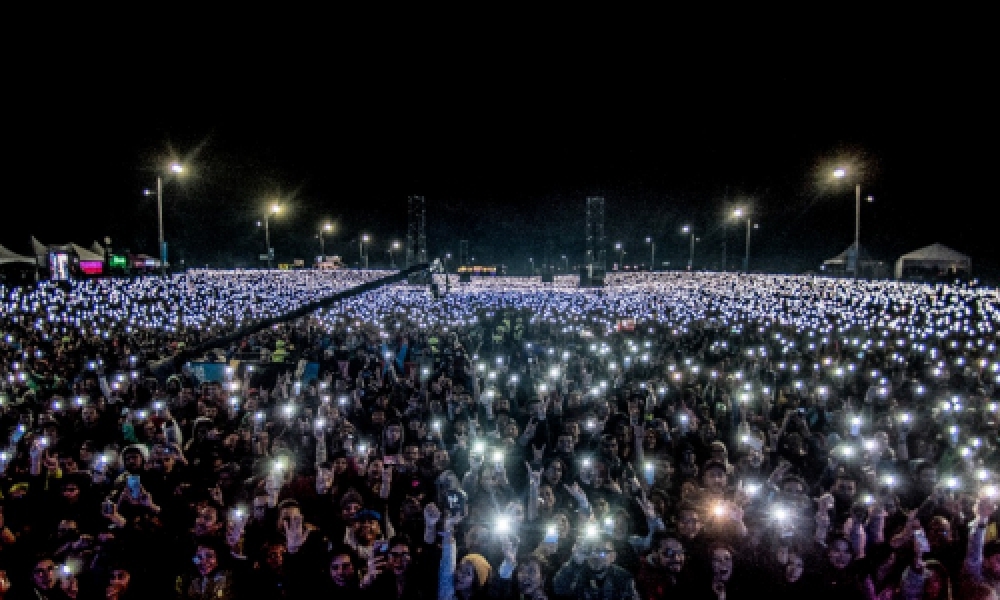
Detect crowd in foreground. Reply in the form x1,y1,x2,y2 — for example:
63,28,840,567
0,268,999,600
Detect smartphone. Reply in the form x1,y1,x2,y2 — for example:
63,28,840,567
102,499,115,517
797,408,807,414
543,524,559,544
126,475,141,498
164,424,179,445
373,539,389,556
446,489,467,516
914,529,931,555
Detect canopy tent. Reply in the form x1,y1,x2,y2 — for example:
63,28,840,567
0,243,36,265
90,242,107,259
894,243,970,279
821,242,888,279
31,237,105,264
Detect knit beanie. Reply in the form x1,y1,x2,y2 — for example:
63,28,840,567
460,553,491,587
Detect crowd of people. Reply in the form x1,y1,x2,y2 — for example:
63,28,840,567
1,268,999,600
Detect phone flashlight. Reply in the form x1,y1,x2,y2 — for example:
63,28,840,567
492,450,504,465
472,441,485,455
495,516,511,534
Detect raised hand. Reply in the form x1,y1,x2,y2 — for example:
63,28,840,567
424,502,442,527
526,461,543,487
563,481,588,504
531,443,546,463
501,538,516,565
284,514,305,552
976,494,998,524
636,496,657,521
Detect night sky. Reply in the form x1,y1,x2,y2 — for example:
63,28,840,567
6,24,992,280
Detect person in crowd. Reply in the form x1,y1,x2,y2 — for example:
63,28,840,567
323,543,364,600
3,268,1000,600
635,530,693,600
552,532,639,600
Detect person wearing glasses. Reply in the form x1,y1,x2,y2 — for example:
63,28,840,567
635,531,692,600
552,531,639,600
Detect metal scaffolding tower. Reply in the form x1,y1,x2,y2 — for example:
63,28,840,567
582,196,606,286
405,195,427,267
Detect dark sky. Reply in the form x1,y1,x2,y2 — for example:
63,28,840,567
6,24,992,279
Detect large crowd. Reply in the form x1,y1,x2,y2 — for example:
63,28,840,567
1,268,1000,600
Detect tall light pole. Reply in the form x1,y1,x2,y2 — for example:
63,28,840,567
681,226,695,270
732,208,757,273
143,163,184,277
360,233,370,268
645,236,655,271
444,252,452,273
389,240,401,268
528,257,534,275
561,254,568,273
259,203,281,269
614,242,624,269
833,168,873,279
318,222,333,262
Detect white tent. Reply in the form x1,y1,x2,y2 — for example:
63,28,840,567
31,237,105,264
894,243,970,279
822,242,887,279
0,243,35,265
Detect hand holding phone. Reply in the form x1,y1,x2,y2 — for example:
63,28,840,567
126,475,141,498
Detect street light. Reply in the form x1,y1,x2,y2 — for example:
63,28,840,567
561,254,568,273
444,252,452,273
317,222,333,262
360,233,371,268
614,242,624,269
681,226,696,270
258,203,281,269
833,167,874,279
528,257,534,275
645,236,655,271
389,240,401,268
732,208,758,273
143,162,184,277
